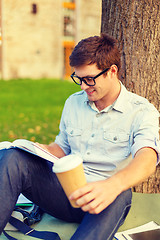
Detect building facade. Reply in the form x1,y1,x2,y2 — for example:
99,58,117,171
0,0,101,80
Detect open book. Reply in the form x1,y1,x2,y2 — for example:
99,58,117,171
0,139,58,163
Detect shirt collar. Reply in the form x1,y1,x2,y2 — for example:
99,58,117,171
112,82,128,113
83,82,128,113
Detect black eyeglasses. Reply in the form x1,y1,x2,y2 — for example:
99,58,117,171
70,68,110,86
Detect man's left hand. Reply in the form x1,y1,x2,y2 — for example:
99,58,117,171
69,178,120,214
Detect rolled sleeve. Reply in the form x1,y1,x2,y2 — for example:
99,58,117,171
132,138,160,164
55,132,71,155
131,104,160,163
55,99,71,155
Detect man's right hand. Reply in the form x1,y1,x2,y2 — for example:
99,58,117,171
36,142,66,158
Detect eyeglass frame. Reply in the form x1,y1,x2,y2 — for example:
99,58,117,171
70,68,110,86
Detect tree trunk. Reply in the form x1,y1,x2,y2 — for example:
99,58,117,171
101,0,160,193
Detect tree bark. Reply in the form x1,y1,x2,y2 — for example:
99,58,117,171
101,0,160,193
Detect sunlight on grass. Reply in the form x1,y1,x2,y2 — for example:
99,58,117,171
0,79,79,144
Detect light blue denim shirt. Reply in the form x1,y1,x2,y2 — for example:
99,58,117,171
55,83,160,182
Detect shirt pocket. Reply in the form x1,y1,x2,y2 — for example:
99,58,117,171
103,130,130,159
66,127,83,152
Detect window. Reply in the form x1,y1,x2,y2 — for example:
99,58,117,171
62,1,76,78
31,4,37,14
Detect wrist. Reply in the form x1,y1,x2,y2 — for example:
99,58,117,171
48,143,66,158
105,173,125,196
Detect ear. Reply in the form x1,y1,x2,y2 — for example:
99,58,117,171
110,65,118,75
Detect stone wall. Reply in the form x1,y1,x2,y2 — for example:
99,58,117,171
2,0,63,79
76,0,101,42
1,0,102,80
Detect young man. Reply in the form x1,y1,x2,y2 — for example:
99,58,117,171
0,34,159,240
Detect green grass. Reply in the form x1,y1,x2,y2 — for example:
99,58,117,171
0,79,80,144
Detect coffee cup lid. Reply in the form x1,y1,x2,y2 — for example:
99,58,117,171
52,154,83,173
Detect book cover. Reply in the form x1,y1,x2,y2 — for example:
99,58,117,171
128,228,160,240
115,221,160,240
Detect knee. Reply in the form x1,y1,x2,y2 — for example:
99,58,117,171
0,148,28,173
0,149,30,188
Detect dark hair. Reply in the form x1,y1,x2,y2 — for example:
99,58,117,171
69,33,121,73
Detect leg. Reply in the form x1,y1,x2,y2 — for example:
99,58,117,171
0,149,84,233
70,189,132,240
0,149,30,231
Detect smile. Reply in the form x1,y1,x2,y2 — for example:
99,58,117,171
86,90,95,95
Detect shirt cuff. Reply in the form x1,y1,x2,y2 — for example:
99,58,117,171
131,138,160,165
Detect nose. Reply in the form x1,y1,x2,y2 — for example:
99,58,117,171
80,81,89,91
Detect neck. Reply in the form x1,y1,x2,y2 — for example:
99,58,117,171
95,81,121,111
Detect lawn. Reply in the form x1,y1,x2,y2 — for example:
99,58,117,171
0,79,79,144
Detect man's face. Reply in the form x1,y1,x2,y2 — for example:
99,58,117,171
74,64,120,109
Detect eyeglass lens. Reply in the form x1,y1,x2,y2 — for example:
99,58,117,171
73,76,95,86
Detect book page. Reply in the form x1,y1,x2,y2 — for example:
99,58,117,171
17,194,32,206
0,141,12,150
13,139,59,163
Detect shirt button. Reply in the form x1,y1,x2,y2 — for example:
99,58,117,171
113,136,118,141
91,134,95,137
70,130,73,135
96,113,100,117
87,152,90,155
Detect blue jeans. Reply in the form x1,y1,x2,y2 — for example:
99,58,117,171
0,149,132,240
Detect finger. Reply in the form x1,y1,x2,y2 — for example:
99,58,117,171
80,190,111,214
76,190,96,207
81,199,101,213
89,203,105,214
89,197,113,214
69,184,93,201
